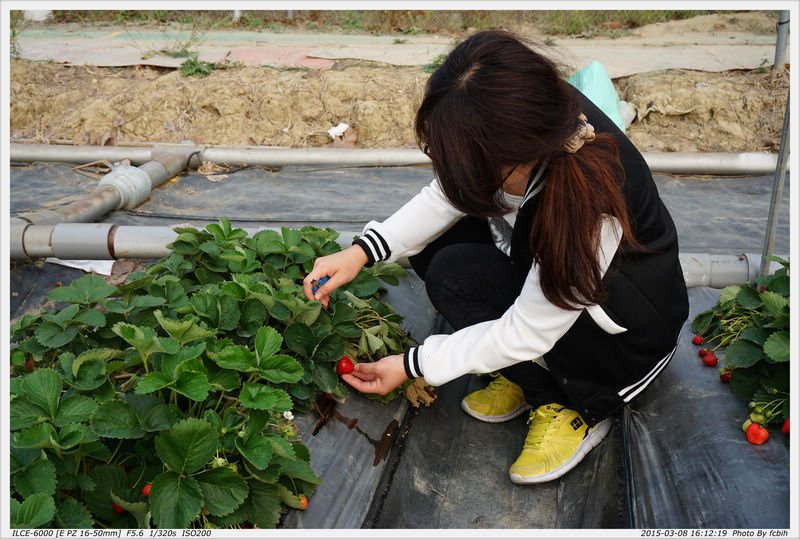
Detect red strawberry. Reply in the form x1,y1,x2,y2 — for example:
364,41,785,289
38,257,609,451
698,348,710,357
25,358,35,372
692,335,703,345
702,352,718,367
113,502,125,514
781,418,790,435
336,356,354,376
300,495,309,510
719,368,732,383
142,483,152,497
746,423,769,445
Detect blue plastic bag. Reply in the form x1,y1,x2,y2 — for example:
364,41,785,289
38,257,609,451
566,61,625,132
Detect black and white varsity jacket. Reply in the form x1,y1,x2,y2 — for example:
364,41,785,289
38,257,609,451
354,90,689,421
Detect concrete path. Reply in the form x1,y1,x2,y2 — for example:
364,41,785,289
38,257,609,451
15,19,784,77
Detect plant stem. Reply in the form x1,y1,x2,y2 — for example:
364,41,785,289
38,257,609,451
214,391,225,413
106,439,124,464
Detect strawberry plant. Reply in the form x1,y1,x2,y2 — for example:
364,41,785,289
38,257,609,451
9,220,415,529
692,256,790,442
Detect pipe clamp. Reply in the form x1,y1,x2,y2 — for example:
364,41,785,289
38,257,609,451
98,163,152,209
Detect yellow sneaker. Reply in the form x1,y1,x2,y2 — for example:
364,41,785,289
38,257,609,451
508,403,612,484
461,375,532,423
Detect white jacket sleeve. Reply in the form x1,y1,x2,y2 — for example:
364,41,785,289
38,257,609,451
403,217,624,386
354,179,465,265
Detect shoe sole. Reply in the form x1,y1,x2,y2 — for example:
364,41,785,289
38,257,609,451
508,417,613,484
460,400,532,423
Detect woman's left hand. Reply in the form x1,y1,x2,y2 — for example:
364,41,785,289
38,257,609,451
341,354,408,395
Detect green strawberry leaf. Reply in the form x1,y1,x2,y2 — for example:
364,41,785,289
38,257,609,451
55,497,95,529
252,229,284,256
240,299,268,333
47,274,117,305
258,354,304,384
74,308,107,328
150,472,204,529
91,401,146,439
239,383,293,412
739,327,770,346
135,372,173,394
236,435,274,470
173,371,210,401
13,423,59,449
42,304,81,327
194,467,250,517
254,326,282,362
208,344,258,372
246,481,282,529
85,464,132,521
735,286,762,309
154,418,218,474
20,369,62,419
314,333,345,362
724,340,763,369
218,295,241,331
284,323,315,359
244,462,281,484
13,457,57,499
10,397,49,431
55,394,98,426
110,491,150,529
35,322,79,349
112,322,165,361
58,423,93,449
10,493,55,529
763,331,789,362
63,351,108,391
220,281,247,300
729,366,761,402
126,394,179,433
275,456,321,484
104,294,166,314
761,290,789,317
154,310,215,345
266,435,297,460
207,365,241,392
719,285,741,305
161,342,207,377
72,348,119,376
313,365,338,394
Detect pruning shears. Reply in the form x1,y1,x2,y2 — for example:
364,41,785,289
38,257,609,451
311,275,330,294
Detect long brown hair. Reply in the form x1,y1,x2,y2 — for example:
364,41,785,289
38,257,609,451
415,30,638,310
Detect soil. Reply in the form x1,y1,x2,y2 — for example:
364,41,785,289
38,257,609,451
9,13,789,153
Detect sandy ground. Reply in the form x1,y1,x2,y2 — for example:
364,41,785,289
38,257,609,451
9,12,790,152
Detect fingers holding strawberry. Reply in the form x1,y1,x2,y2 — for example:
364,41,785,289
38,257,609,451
341,354,408,396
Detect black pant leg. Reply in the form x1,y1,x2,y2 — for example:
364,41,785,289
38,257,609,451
412,234,571,409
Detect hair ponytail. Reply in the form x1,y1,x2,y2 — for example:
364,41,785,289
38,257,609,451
530,134,640,310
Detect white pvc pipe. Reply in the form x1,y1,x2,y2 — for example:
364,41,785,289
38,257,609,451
8,223,785,289
10,143,785,176
14,149,196,226
642,152,783,176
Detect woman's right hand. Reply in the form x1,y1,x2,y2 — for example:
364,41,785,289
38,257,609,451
303,245,369,308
